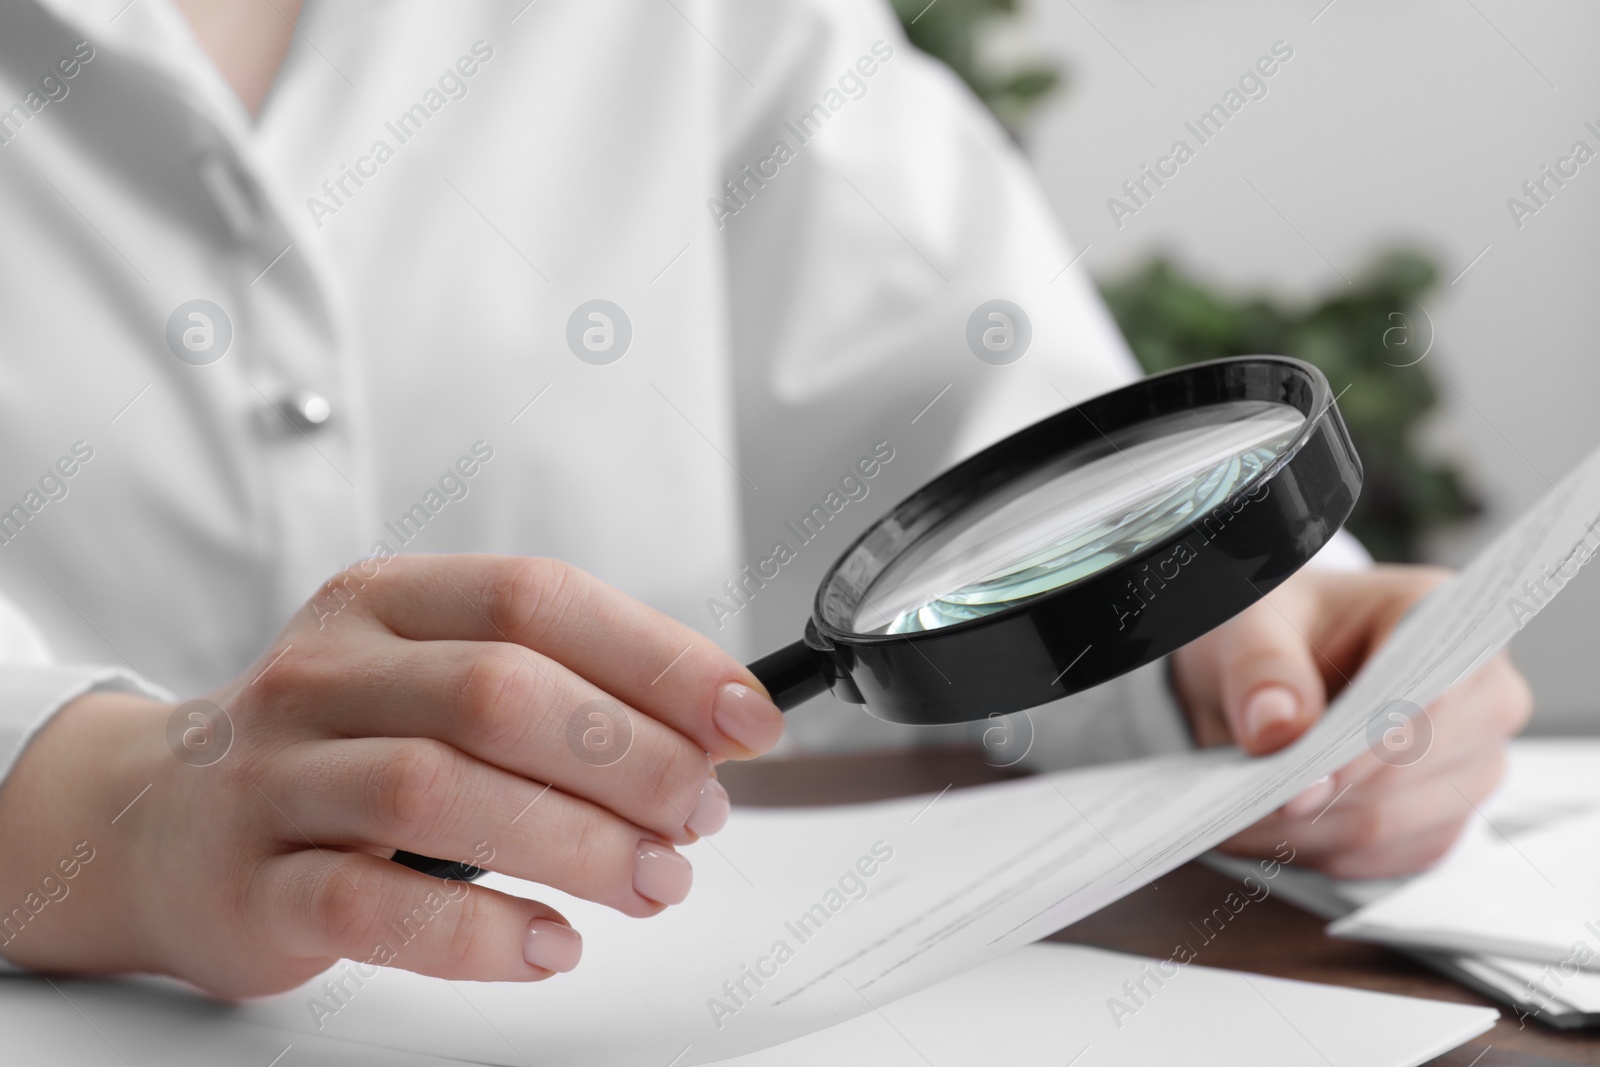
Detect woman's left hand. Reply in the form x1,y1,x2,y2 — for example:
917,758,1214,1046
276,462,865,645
1171,565,1534,879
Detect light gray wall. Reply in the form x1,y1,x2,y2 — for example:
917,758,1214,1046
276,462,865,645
1014,0,1600,731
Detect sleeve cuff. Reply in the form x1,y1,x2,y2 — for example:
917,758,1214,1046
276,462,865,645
0,664,172,788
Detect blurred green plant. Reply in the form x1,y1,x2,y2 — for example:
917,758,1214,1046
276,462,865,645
890,0,1062,135
1099,251,1481,562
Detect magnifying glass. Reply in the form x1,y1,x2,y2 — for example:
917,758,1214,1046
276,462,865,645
747,353,1361,723
397,355,1360,879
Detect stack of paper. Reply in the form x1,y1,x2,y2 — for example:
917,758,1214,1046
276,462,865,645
1209,739,1600,1026
1330,806,1600,1008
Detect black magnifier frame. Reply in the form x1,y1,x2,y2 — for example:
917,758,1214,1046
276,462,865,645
395,355,1360,881
747,354,1361,725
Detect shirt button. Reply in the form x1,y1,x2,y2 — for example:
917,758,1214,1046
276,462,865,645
283,390,333,431
257,390,333,436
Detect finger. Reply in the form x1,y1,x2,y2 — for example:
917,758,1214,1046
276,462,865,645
1174,566,1452,751
1299,748,1497,883
296,638,725,845
1206,595,1328,756
1435,653,1534,742
1222,746,1506,871
1316,821,1467,880
313,555,784,759
1316,651,1531,798
262,738,695,915
257,850,583,981
1279,774,1336,819
1305,566,1453,679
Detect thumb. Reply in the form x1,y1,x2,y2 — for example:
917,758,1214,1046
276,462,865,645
1210,598,1328,756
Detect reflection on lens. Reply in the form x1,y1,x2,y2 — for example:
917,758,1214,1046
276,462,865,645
855,400,1305,634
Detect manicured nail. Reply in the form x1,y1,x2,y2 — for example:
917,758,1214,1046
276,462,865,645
634,842,693,905
712,682,784,756
1282,775,1336,819
1243,684,1300,747
523,919,582,974
687,778,730,837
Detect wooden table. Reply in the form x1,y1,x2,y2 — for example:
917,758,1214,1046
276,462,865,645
719,746,1600,1067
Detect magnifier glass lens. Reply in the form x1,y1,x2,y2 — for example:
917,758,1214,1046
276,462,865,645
854,399,1306,635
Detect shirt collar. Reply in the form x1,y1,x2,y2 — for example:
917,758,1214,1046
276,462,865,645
27,0,255,140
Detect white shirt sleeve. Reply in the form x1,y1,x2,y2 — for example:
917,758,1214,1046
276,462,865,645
0,666,168,792
0,586,170,781
0,590,167,788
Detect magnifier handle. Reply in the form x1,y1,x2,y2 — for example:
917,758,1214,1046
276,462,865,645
391,851,485,881
747,638,831,711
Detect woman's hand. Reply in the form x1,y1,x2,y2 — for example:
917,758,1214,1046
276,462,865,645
1172,565,1533,880
0,555,784,997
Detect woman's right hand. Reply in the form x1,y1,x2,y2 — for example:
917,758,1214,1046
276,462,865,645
0,554,784,997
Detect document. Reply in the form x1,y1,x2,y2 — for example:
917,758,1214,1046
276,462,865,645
699,943,1497,1067
1331,807,1600,971
1209,738,1600,1025
220,442,1600,1065
0,942,1496,1067
0,973,468,1067
1473,956,1600,1015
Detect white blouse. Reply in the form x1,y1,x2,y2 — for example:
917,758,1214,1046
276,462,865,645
0,0,1243,800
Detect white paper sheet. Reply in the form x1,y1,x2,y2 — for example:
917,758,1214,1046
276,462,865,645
722,942,1497,1067
1470,956,1600,1015
0,972,469,1067
210,441,1600,1065
1209,738,1600,1021
1204,740,1600,916
0,942,1496,1067
1331,807,1600,971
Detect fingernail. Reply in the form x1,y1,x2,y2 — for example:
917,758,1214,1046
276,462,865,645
523,919,582,974
1282,775,1336,819
634,842,693,905
712,683,784,756
1243,684,1300,747
687,778,730,837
